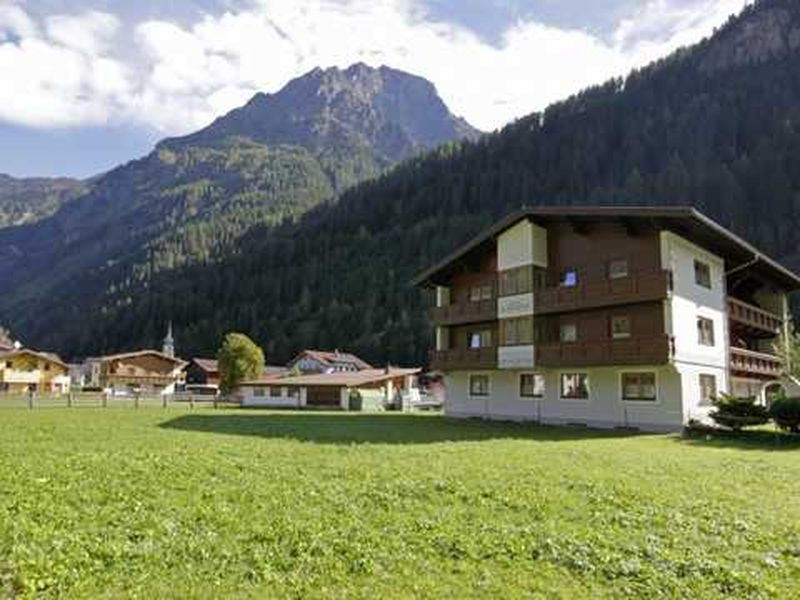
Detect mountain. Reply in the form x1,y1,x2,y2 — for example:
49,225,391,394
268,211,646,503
0,174,86,227
0,64,480,353
7,0,800,364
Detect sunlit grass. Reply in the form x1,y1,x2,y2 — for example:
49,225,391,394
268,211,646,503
0,409,798,598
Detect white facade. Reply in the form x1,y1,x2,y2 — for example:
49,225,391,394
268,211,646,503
240,385,307,408
445,367,683,431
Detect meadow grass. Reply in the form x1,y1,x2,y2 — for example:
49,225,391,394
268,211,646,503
0,408,798,598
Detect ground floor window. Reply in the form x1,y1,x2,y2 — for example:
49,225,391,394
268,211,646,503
561,373,589,400
699,374,717,405
520,373,545,398
287,387,300,399
270,386,282,398
469,375,490,397
621,372,657,401
253,387,265,398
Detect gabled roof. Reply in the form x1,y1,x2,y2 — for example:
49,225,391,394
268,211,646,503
190,358,219,373
412,206,800,290
96,349,187,367
0,348,68,369
289,349,373,370
241,368,420,388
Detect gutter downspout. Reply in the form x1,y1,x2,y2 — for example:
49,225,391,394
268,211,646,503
725,254,760,279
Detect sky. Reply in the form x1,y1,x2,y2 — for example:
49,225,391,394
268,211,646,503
0,0,751,179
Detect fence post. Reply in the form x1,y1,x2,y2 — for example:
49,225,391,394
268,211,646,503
134,393,140,410
102,392,108,408
190,394,195,410
162,394,167,409
28,391,34,410
67,392,73,408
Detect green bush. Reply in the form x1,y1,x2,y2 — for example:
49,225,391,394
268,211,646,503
709,394,769,431
769,397,800,433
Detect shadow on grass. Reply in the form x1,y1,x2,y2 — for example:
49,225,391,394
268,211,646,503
678,428,800,451
158,412,652,445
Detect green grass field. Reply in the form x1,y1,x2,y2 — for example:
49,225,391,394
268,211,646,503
0,409,798,598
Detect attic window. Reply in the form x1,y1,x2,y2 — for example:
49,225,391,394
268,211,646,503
694,260,711,289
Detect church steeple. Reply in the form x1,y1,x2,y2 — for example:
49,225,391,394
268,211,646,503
162,321,175,358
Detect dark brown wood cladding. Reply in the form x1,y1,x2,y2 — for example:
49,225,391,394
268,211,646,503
729,347,783,380
535,302,669,367
535,270,670,314
429,300,497,326
537,336,671,367
545,221,662,286
429,348,497,371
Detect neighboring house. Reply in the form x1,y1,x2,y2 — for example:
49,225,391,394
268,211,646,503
0,349,71,394
86,350,187,395
239,368,421,410
413,206,800,432
184,358,220,387
287,349,372,374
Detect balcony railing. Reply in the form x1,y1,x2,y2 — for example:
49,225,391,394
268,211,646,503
536,335,672,368
534,270,671,315
429,300,497,326
728,297,783,337
429,348,497,371
0,371,41,384
729,347,783,379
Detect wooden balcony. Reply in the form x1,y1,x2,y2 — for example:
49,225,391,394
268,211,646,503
534,270,671,315
728,297,783,338
729,347,783,380
429,300,497,326
429,348,497,371
536,335,672,368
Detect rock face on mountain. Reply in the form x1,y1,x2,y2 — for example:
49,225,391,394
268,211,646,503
0,174,85,227
0,65,479,355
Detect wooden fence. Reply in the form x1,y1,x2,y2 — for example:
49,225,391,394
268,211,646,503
0,392,236,410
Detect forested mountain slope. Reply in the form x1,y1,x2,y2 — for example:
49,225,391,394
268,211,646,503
6,0,800,364
0,64,479,353
0,174,86,227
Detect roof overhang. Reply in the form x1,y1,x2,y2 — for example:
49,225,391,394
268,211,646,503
412,206,800,291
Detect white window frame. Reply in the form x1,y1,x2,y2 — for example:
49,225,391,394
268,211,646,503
468,373,491,398
694,259,712,289
610,315,631,340
697,316,715,347
608,258,629,280
619,370,659,404
519,373,545,399
560,323,578,343
699,373,717,406
559,372,590,401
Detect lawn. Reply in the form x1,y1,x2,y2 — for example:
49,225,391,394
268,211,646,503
0,409,798,598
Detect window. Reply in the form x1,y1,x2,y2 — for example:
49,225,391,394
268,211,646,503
533,270,547,292
5,361,12,368
501,317,534,346
469,375,490,397
697,317,715,346
560,323,578,343
498,266,533,296
611,316,631,339
622,372,657,401
469,330,493,349
287,387,300,398
699,374,717,405
561,373,589,400
694,260,711,289
44,364,51,371
520,374,545,398
560,269,579,288
608,259,629,280
270,386,282,398
253,387,266,398
469,284,493,302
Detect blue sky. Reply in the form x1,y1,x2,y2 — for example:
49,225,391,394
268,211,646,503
0,0,749,179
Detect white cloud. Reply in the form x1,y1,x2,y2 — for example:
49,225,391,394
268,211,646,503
0,0,751,133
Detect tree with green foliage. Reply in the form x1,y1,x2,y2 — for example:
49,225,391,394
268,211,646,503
0,325,12,346
217,333,265,395
773,324,800,380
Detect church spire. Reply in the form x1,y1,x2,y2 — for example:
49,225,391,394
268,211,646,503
163,321,175,358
